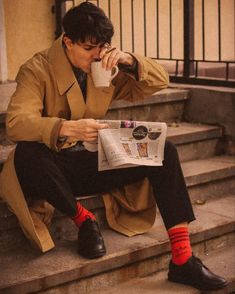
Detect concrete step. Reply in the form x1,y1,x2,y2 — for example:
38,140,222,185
0,122,222,168
185,156,235,203
0,154,234,252
167,122,222,162
0,195,234,293
106,88,189,122
179,83,235,143
95,245,235,294
0,84,189,124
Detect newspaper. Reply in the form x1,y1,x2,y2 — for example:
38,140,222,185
83,120,167,171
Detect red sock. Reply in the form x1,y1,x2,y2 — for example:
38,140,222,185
168,227,192,266
71,202,95,228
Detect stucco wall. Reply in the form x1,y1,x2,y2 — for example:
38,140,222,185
3,0,55,80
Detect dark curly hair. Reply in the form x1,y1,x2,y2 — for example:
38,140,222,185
62,1,114,44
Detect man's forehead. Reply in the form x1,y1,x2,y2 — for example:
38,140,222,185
79,38,106,47
80,42,100,47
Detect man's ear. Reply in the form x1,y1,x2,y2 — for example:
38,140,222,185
63,36,74,49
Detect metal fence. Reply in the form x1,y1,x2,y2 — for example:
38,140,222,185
54,0,235,87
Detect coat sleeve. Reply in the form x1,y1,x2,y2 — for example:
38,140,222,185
6,63,62,150
112,53,169,102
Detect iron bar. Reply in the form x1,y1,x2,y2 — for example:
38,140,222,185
183,0,194,77
169,0,172,59
131,0,135,52
202,0,205,61
108,0,111,19
175,60,179,76
156,0,159,59
218,0,221,61
119,0,123,50
55,0,63,39
226,62,229,80
195,61,198,77
144,0,147,56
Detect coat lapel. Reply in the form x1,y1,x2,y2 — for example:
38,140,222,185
48,37,86,120
66,83,86,119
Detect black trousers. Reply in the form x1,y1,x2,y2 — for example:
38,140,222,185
14,141,195,230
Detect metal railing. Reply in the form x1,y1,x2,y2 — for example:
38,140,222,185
54,0,235,87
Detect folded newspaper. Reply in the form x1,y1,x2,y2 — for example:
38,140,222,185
83,120,167,171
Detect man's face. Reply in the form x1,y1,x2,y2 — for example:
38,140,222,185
63,36,105,73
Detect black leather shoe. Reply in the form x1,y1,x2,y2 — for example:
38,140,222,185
168,255,228,291
78,218,106,259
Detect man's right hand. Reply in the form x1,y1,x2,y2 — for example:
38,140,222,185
59,119,108,142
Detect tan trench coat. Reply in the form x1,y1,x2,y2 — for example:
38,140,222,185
0,37,169,252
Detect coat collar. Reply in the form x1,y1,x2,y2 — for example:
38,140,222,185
48,36,76,96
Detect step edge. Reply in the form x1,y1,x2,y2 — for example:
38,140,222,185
0,216,234,292
108,90,189,110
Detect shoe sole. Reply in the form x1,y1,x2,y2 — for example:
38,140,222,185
168,276,229,291
78,249,106,259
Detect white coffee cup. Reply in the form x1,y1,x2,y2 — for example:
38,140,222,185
91,61,119,87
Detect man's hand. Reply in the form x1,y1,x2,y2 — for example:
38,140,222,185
59,119,108,142
100,46,134,71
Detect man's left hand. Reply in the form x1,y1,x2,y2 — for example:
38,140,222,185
100,46,134,70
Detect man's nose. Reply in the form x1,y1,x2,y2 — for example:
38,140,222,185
92,47,101,60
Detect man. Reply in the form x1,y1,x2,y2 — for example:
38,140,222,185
1,1,228,291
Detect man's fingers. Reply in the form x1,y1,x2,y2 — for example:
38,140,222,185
100,44,113,59
102,48,125,70
83,131,98,141
60,119,108,141
98,123,109,129
82,120,108,130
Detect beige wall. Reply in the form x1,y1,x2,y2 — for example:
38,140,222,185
4,0,55,80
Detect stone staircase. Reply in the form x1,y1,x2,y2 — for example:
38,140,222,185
0,83,234,293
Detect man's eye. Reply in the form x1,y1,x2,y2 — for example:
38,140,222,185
84,47,93,51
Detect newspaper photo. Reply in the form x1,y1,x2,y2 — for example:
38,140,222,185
83,120,167,171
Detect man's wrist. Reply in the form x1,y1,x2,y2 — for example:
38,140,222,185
120,53,134,66
118,57,138,80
